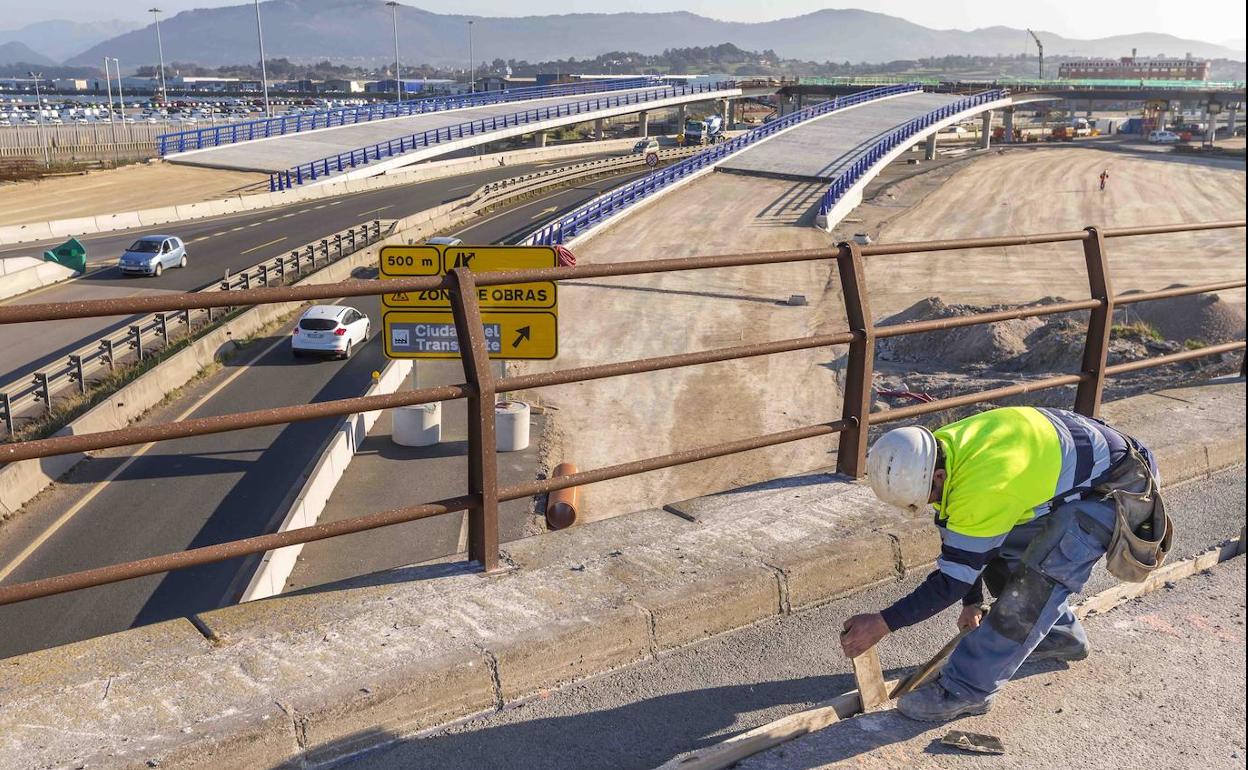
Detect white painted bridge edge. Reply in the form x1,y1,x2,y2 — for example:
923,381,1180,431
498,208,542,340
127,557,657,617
552,90,926,250
814,96,1015,232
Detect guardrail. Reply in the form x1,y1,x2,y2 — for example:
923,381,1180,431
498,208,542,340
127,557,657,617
523,83,923,245
269,80,740,192
797,76,1247,91
0,221,388,435
816,89,1008,220
158,78,658,156
2,219,1239,606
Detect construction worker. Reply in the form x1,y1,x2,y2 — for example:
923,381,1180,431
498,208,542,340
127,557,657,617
1099,168,1110,191
840,406,1170,721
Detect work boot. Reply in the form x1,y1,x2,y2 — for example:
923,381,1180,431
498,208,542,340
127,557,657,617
1026,633,1090,663
896,681,992,722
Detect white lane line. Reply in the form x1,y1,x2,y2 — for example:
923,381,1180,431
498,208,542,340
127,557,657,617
0,331,294,584
239,236,287,255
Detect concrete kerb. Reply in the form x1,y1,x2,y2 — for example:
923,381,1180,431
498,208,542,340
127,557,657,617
0,232,405,519
0,380,1242,768
0,259,78,302
240,357,413,602
813,96,1014,231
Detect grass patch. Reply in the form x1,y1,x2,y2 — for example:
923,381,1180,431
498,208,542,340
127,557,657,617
1111,321,1164,342
1183,338,1208,350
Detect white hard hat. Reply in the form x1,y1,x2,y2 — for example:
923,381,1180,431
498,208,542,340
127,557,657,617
867,426,939,511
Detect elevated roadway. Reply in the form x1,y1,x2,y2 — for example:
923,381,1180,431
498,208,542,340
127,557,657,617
167,83,741,186
0,161,657,660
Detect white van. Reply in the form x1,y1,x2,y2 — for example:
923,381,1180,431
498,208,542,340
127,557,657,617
1147,130,1180,144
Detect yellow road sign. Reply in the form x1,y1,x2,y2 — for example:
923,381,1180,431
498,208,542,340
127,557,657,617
380,244,558,310
383,310,557,360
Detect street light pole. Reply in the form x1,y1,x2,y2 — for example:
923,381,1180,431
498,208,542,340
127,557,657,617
28,71,50,167
111,58,130,140
149,8,167,101
253,0,272,117
103,58,118,145
468,19,475,94
386,1,402,102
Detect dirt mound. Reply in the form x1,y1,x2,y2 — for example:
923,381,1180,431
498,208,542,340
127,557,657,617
877,298,1044,366
1117,289,1245,345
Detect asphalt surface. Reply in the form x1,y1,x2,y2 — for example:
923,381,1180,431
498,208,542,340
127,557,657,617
0,160,654,660
0,149,624,393
336,465,1246,770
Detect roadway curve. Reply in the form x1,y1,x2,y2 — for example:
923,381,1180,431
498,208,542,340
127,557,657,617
0,163,655,660
0,150,625,396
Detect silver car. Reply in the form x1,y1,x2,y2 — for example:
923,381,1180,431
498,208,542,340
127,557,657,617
118,235,188,277
291,305,371,359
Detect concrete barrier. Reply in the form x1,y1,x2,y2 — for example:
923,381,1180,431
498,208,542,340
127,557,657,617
0,222,53,243
137,206,180,227
0,258,79,302
0,379,1240,769
240,358,413,602
46,216,96,239
92,212,143,232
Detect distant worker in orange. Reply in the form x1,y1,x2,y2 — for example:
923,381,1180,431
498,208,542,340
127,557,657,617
1099,168,1109,191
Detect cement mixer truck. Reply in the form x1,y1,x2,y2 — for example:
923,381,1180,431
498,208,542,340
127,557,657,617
682,114,724,146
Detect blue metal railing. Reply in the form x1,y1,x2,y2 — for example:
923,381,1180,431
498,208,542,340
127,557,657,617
268,80,743,192
816,89,1008,218
157,78,658,156
522,83,925,246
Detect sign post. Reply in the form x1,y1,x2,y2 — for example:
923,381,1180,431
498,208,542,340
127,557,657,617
380,244,559,360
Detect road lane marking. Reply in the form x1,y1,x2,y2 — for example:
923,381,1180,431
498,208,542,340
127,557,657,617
0,330,296,584
358,205,392,216
530,206,559,220
239,236,287,255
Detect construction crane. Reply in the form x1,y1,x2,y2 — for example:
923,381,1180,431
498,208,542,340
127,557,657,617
1027,28,1045,79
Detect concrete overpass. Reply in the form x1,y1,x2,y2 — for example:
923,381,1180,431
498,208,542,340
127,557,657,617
167,82,742,190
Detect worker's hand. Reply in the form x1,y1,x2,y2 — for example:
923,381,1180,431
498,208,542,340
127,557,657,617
840,613,890,658
957,605,984,632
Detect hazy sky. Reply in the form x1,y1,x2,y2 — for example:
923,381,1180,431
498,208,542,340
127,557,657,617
6,1,1246,46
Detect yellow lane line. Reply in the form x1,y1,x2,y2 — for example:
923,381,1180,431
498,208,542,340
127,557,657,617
239,236,287,255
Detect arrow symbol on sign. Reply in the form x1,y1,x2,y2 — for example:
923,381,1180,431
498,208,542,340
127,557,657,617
512,326,531,348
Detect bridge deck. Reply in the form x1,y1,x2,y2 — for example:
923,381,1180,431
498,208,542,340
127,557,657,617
167,87,665,174
718,92,960,183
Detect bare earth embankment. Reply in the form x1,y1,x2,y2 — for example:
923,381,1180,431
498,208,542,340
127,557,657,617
512,145,1246,523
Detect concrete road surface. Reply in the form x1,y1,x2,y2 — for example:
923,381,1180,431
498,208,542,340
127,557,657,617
339,465,1245,770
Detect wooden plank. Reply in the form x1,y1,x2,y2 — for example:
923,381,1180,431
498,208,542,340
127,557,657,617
890,627,972,699
652,542,1244,770
851,646,889,711
652,680,901,770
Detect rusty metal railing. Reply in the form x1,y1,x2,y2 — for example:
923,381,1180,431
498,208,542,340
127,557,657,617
0,220,1243,606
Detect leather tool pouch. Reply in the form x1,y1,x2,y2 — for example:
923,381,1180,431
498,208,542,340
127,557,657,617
1096,446,1173,583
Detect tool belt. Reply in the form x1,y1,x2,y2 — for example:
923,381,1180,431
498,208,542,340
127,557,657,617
1093,444,1173,583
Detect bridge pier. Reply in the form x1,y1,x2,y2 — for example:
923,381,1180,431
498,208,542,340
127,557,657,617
595,118,605,141
533,130,547,148
924,132,938,161
720,98,731,126
1003,108,1015,144
638,110,649,138
979,111,992,150
678,104,688,131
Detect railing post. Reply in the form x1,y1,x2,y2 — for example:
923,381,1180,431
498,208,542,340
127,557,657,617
130,325,144,361
68,355,85,394
835,241,875,478
1074,226,1113,416
0,392,11,435
448,267,500,572
100,339,116,371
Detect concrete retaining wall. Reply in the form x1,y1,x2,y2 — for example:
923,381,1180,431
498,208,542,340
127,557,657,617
0,257,79,301
0,379,1240,769
0,137,654,246
240,358,413,602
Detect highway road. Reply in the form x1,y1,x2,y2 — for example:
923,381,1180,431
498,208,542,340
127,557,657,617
0,149,626,395
340,466,1247,770
0,162,653,660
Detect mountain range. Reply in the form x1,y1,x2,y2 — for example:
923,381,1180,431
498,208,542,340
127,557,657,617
0,19,139,64
17,1,1244,70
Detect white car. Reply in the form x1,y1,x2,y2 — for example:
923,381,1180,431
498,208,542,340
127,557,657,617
291,305,370,359
1147,130,1181,144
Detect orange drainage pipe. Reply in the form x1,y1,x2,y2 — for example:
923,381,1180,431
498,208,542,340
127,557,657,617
545,462,580,530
